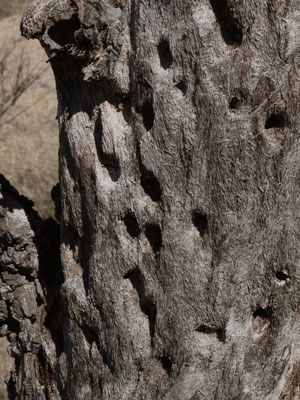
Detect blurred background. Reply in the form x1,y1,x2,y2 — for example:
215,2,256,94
0,1,58,398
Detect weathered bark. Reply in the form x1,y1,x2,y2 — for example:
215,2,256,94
0,174,60,398
2,0,300,398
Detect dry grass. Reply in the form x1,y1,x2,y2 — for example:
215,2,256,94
0,0,28,20
0,15,58,218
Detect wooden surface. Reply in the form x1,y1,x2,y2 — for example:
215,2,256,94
1,0,300,398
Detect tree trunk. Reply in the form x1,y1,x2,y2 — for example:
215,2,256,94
1,0,300,398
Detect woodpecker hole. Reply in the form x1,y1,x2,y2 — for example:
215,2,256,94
145,224,162,253
265,113,286,129
48,14,81,46
192,211,208,237
142,101,155,131
158,38,173,69
123,213,140,238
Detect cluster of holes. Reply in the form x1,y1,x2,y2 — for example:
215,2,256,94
158,38,173,70
209,0,243,45
48,14,81,46
265,113,286,129
123,212,140,238
192,211,208,237
122,213,163,257
196,325,226,343
124,269,157,342
145,223,162,253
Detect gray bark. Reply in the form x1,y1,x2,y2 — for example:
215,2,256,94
1,0,300,398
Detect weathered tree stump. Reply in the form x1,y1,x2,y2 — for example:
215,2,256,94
1,0,300,398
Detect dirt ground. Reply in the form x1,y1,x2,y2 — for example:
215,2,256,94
0,7,58,399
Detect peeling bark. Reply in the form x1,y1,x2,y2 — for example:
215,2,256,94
1,0,300,398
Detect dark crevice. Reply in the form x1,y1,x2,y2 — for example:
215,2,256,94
209,0,243,45
142,100,155,131
176,81,187,95
99,153,121,181
123,269,156,343
229,96,240,110
82,325,115,373
275,271,289,282
265,113,286,129
145,224,162,253
140,169,162,202
37,349,54,399
196,325,226,343
82,325,100,348
136,145,162,202
123,212,140,238
94,113,121,182
43,297,64,357
159,355,173,375
253,307,272,320
192,211,208,237
48,14,81,46
158,38,173,69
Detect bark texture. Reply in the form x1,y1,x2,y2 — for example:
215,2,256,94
0,174,60,398
2,0,300,398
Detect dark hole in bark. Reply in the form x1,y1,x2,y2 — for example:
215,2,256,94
100,153,121,181
145,223,162,253
253,306,272,320
176,81,187,95
124,269,157,343
229,96,239,109
265,113,286,129
82,325,114,373
209,0,243,45
48,14,81,46
140,169,162,202
81,325,100,349
196,325,226,343
142,101,155,131
275,271,289,282
158,38,173,69
159,355,173,374
123,212,140,238
136,144,162,201
192,211,208,237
